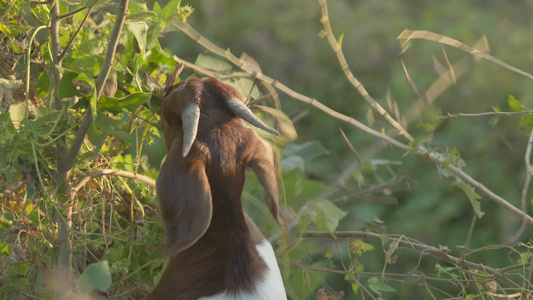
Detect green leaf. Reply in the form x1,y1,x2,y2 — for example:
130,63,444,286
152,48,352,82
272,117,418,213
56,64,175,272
126,21,149,52
518,252,531,264
456,181,484,218
280,155,305,173
368,277,396,293
33,107,61,124
221,77,260,101
95,114,122,132
252,105,298,143
75,261,112,293
310,200,347,233
519,114,533,133
160,0,182,26
283,141,330,162
195,53,232,72
351,282,359,294
146,23,162,51
147,46,176,67
34,272,47,294
507,95,523,112
380,235,389,249
97,92,150,115
153,1,161,15
337,33,344,48
127,11,158,21
8,102,26,131
0,242,11,255
58,71,83,100
351,239,374,255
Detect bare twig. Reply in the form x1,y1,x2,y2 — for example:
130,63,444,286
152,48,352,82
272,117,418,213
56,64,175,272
400,59,429,105
339,128,362,167
461,213,477,262
402,56,473,126
441,46,456,83
520,127,533,214
398,29,533,81
173,55,217,78
317,0,414,143
439,110,533,119
509,127,533,243
72,169,156,192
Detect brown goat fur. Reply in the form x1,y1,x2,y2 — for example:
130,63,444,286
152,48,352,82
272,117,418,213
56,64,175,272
149,77,281,299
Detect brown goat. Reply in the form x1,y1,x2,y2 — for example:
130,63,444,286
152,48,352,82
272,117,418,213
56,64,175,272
149,77,286,299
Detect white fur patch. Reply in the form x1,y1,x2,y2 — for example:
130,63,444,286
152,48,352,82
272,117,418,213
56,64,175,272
200,241,287,300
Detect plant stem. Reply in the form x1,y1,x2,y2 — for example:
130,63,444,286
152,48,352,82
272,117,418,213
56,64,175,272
64,0,130,172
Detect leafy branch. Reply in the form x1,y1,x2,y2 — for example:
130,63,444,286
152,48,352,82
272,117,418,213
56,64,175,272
171,8,533,226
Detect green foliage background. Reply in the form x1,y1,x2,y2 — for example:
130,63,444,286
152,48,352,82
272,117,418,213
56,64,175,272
1,0,533,299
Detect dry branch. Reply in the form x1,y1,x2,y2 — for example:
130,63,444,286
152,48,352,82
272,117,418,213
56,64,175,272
73,169,156,192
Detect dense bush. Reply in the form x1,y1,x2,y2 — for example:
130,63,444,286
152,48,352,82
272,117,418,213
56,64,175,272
1,0,533,299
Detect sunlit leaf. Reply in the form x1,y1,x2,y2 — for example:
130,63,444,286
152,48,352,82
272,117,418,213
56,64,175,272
507,95,523,112
456,181,484,218
75,261,112,293
518,252,531,264
97,92,150,115
337,33,344,48
310,200,347,233
368,277,396,293
126,21,149,52
283,141,329,162
195,53,232,72
160,0,182,25
351,282,359,295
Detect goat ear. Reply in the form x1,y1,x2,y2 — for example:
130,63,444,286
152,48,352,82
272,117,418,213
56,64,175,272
248,139,282,224
157,158,213,258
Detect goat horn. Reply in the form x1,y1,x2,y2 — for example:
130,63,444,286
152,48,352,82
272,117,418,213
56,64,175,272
181,102,200,157
226,98,279,136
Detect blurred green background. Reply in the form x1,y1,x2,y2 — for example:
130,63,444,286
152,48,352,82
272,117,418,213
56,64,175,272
149,0,533,298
